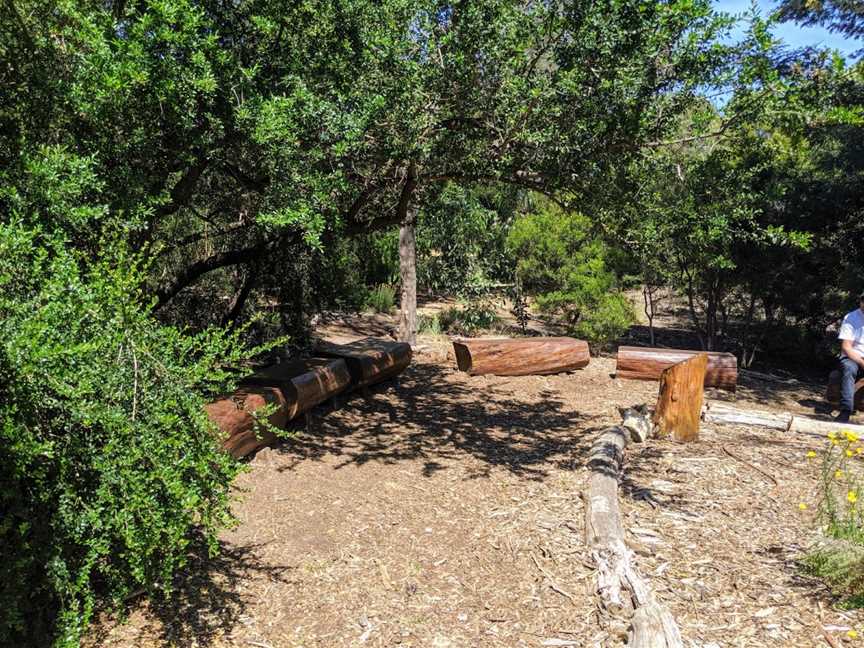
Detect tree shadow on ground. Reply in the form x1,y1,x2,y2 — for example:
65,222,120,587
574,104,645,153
273,361,600,482
88,536,295,648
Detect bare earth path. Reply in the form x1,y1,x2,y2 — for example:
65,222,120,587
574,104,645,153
90,343,864,648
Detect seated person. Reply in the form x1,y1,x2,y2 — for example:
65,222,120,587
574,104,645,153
837,290,864,423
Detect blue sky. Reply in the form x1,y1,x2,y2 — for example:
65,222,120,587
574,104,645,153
715,0,860,57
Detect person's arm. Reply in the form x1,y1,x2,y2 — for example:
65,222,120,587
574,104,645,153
842,339,864,369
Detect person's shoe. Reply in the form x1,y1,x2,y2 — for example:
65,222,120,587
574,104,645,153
836,410,852,423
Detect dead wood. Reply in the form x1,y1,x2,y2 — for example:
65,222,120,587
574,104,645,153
584,410,683,648
653,354,707,443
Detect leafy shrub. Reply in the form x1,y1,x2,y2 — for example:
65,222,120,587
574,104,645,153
365,284,396,314
0,225,253,647
417,313,443,336
507,202,633,346
437,300,501,336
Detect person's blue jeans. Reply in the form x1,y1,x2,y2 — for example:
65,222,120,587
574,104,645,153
840,356,864,413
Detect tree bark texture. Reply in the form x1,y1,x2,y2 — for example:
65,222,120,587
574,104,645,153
653,353,707,443
616,346,737,391
452,336,589,376
315,337,412,389
585,412,683,648
241,358,352,420
397,165,419,345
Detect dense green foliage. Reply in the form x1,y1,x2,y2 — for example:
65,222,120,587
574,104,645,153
508,203,633,346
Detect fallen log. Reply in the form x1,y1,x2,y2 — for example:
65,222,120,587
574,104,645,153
702,401,792,431
315,337,412,388
241,358,351,420
653,354,707,443
452,336,589,376
788,416,864,437
585,409,683,647
826,370,864,410
205,386,288,459
616,346,737,391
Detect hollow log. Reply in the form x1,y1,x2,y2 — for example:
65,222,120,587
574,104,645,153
205,386,287,459
616,346,737,391
314,337,412,388
585,411,683,648
653,354,707,443
826,370,864,410
702,401,793,431
241,358,351,420
452,336,589,376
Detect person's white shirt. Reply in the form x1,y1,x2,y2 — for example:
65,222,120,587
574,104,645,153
839,308,864,358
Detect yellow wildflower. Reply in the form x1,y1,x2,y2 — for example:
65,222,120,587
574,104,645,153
832,439,840,446
846,431,860,443
848,449,855,458
848,629,859,640
799,503,808,510
828,431,838,440
807,450,817,458
857,447,863,454
848,491,859,504
836,470,845,479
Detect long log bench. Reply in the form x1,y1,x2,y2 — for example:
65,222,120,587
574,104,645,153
314,337,412,388
452,336,590,376
615,346,738,391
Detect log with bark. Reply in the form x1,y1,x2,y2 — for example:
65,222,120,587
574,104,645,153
616,346,737,391
205,386,288,459
315,337,412,388
585,408,683,647
653,354,707,443
241,358,352,420
826,369,864,410
452,336,590,376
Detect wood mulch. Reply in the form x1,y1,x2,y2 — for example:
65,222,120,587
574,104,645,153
87,337,863,648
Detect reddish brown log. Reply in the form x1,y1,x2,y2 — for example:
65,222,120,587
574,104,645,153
241,358,351,419
452,337,589,376
205,386,287,459
616,346,737,391
314,337,412,388
826,370,864,410
653,354,708,443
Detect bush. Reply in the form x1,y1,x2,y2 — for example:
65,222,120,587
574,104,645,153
364,284,396,314
438,300,501,336
507,202,633,346
417,313,443,336
0,225,253,647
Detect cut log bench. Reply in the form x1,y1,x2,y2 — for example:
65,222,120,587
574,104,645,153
206,339,411,459
452,336,590,376
826,369,864,411
315,337,413,388
616,346,737,391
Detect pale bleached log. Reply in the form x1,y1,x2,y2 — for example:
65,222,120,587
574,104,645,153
702,402,792,431
789,416,864,437
585,411,683,648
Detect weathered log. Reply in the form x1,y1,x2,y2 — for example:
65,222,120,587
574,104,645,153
452,336,589,376
205,386,288,459
585,411,683,648
788,416,864,437
241,358,351,420
826,370,864,410
315,337,412,388
616,346,737,391
702,401,793,431
653,354,707,443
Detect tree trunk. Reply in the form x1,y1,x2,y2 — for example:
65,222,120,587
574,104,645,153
240,358,352,419
653,353,708,442
314,337,412,388
453,336,589,376
397,165,418,345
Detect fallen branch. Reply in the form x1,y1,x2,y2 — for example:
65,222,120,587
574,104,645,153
584,408,683,648
720,445,778,485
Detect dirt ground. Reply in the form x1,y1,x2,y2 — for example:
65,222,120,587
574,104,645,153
88,323,864,648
